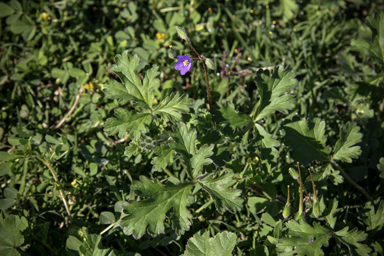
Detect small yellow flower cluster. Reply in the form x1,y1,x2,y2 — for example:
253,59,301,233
71,179,78,187
247,156,259,163
41,12,51,21
84,82,94,91
156,32,165,40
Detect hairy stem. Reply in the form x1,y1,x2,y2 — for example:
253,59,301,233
202,62,212,109
52,86,83,129
331,160,372,201
185,38,212,109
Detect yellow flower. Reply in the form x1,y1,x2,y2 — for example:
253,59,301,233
71,179,77,186
156,32,165,40
41,12,51,21
84,82,94,90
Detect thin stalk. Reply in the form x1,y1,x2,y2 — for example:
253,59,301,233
35,156,71,218
195,199,214,214
297,163,304,220
185,38,212,109
100,222,116,235
331,160,372,201
202,62,212,109
308,168,316,202
52,86,83,129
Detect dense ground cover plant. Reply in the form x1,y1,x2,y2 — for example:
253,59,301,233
1,0,384,255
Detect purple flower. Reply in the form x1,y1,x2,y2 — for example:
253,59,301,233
174,55,192,75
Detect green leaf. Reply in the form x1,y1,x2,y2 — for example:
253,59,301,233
124,141,140,157
317,197,339,229
0,3,14,18
253,65,297,122
69,68,85,77
151,145,175,172
335,227,371,256
319,163,344,185
169,123,214,179
274,0,299,22
104,108,151,140
198,173,243,214
182,230,237,256
10,19,29,34
119,177,194,238
212,103,252,129
253,123,280,160
104,51,158,110
332,122,363,163
191,144,215,178
153,92,192,122
363,200,384,231
0,163,11,177
0,215,28,256
0,198,16,210
66,227,116,256
276,220,332,256
378,157,384,179
51,62,73,84
4,187,18,199
284,118,329,165
351,12,384,66
100,212,116,225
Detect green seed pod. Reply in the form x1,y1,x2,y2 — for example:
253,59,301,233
283,204,290,219
289,167,299,181
167,46,176,59
205,58,214,70
175,26,188,40
296,212,304,221
313,200,320,218
283,185,290,219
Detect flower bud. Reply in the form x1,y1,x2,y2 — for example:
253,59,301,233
253,156,259,163
167,46,176,59
247,157,252,163
283,185,290,219
296,212,304,221
289,167,299,181
205,58,214,70
313,201,320,218
175,26,188,40
283,204,290,219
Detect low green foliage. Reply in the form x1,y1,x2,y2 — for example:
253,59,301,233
1,0,384,255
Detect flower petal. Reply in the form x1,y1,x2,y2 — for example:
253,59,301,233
174,61,184,70
180,63,192,75
177,55,189,62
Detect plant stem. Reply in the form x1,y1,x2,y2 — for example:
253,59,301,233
100,222,116,235
331,160,372,201
36,156,72,218
202,63,212,109
185,38,212,109
52,86,83,129
195,199,214,214
297,163,304,219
